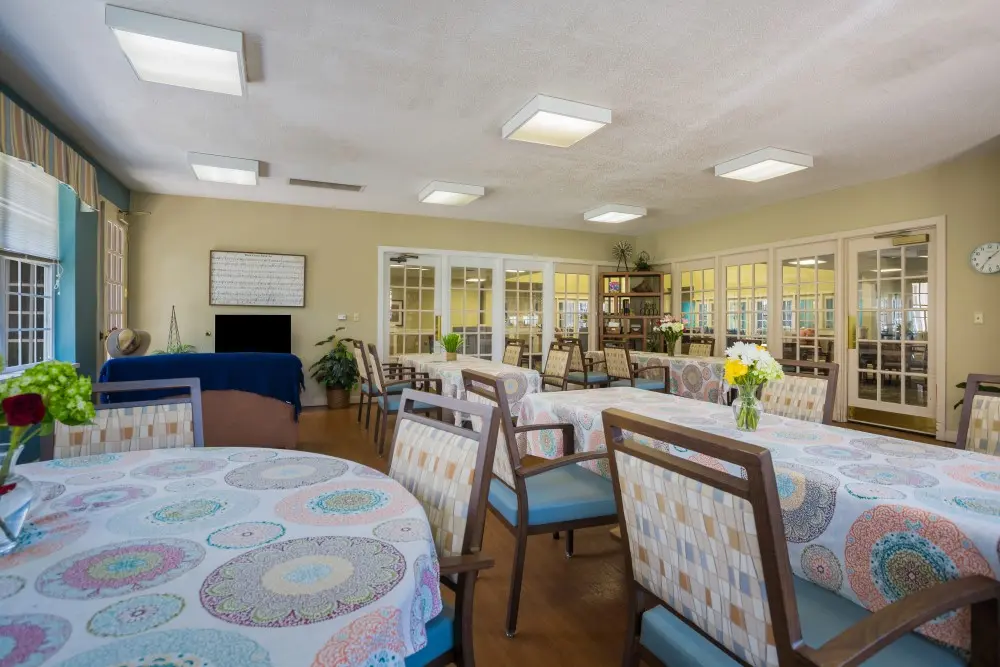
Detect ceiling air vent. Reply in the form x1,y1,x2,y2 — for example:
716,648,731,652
288,178,365,192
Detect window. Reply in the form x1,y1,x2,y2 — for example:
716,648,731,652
724,261,767,348
449,266,493,359
0,153,59,371
554,271,590,350
679,267,715,351
505,270,544,370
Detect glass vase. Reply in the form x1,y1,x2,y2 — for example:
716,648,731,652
1,443,32,555
732,384,763,432
664,338,678,356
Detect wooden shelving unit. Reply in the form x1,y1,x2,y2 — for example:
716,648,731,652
598,271,668,352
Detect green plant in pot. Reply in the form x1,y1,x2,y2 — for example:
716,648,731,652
440,333,464,361
309,327,359,410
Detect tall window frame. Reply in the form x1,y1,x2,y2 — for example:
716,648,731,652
2,258,54,371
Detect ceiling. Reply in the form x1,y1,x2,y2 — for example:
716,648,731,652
2,0,999,235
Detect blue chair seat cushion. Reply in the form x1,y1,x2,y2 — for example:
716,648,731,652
377,394,436,412
611,378,664,391
568,371,609,385
488,464,616,526
405,605,454,666
361,382,406,395
640,576,965,667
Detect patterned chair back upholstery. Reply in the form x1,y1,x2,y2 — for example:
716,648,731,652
352,340,370,383
462,370,519,488
387,390,500,558
566,341,586,372
502,343,523,367
542,345,570,381
761,360,838,424
46,379,204,461
688,342,713,357
602,409,802,667
604,347,633,381
958,375,1000,456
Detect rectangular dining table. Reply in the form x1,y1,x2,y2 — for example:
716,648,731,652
516,386,1000,654
586,350,728,404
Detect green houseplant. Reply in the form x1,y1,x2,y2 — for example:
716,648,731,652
440,332,464,361
309,327,359,409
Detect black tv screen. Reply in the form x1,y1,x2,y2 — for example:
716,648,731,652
215,314,291,354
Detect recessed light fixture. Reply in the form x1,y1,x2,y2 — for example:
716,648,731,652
418,181,485,206
715,148,813,182
584,204,646,224
106,5,246,96
788,259,827,266
188,153,258,185
502,95,611,148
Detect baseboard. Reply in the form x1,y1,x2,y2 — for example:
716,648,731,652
943,429,958,443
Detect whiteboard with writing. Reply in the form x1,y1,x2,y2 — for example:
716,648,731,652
210,251,306,307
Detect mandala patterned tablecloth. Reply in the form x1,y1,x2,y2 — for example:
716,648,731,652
517,386,1000,653
586,351,727,404
0,448,442,667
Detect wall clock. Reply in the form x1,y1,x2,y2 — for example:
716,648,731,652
971,242,1000,274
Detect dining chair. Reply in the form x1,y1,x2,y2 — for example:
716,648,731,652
760,359,839,424
540,342,571,391
353,339,408,429
40,378,205,461
502,341,525,367
386,389,499,667
687,342,713,357
604,346,667,392
462,369,618,637
566,340,610,388
956,374,1000,456
366,343,442,456
602,408,1000,667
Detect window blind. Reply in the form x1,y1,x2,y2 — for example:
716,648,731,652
0,152,60,261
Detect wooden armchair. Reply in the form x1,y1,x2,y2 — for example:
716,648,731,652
604,346,667,392
352,339,408,429
387,390,500,666
687,341,714,357
42,378,204,461
761,359,840,424
956,374,1000,456
540,342,571,391
463,369,618,637
602,409,999,667
366,343,442,456
565,340,610,388
502,341,525,367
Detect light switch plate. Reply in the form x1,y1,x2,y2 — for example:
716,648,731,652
353,313,360,322
974,312,984,324
338,313,347,321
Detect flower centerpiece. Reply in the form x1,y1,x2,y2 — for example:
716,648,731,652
724,342,784,431
439,333,464,362
0,359,95,553
655,315,685,356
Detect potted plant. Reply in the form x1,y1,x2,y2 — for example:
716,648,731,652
309,327,359,410
440,333,464,361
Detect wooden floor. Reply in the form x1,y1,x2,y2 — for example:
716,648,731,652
295,406,953,666
297,406,629,667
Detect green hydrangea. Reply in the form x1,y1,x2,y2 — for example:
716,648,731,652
0,360,96,428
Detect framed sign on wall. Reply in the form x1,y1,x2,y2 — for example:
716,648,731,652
210,250,306,307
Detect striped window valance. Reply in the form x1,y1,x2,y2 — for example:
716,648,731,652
0,92,99,211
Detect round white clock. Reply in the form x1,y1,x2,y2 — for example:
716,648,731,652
971,242,1000,274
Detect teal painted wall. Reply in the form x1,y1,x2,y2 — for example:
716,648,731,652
55,185,78,362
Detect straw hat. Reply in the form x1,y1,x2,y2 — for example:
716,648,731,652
106,328,151,358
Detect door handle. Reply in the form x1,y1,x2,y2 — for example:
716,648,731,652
847,315,857,350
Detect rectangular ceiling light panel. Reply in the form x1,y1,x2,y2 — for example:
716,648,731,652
715,148,813,182
106,5,246,96
584,204,646,223
418,181,485,206
503,95,611,148
189,153,258,185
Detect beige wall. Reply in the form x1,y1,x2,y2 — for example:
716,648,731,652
640,148,1000,431
128,194,617,405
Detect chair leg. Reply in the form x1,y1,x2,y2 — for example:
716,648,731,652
622,588,645,667
365,395,373,428
378,406,390,457
565,529,574,558
505,528,529,637
552,531,560,540
373,404,381,446
356,392,363,423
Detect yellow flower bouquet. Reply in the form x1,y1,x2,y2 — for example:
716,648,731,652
724,342,784,431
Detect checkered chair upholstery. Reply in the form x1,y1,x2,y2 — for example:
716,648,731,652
604,347,632,380
965,394,1000,457
389,418,481,558
613,447,776,665
761,375,829,423
53,403,194,459
688,343,713,357
465,391,516,487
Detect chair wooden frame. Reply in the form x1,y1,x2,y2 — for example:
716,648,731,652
769,358,840,425
366,343,443,456
540,341,571,391
387,389,500,667
39,378,205,462
565,339,610,389
956,374,1000,451
463,369,618,637
687,341,714,357
602,408,1000,667
352,339,411,430
502,341,525,367
603,346,668,393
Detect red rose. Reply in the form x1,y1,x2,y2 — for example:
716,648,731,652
2,393,46,427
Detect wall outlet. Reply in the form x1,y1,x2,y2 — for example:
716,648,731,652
352,313,360,322
338,313,347,321
974,312,984,324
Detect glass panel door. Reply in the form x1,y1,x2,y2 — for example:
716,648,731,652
505,267,544,370
554,269,591,350
388,256,441,357
723,255,767,348
847,235,935,432
776,245,836,366
448,264,494,359
678,263,715,353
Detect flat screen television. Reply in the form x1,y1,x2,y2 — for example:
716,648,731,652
215,314,291,354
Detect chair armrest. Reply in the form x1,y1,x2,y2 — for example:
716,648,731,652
520,451,608,477
514,422,576,454
798,576,1000,667
636,365,667,378
415,378,442,394
384,379,418,389
385,371,428,379
438,553,495,575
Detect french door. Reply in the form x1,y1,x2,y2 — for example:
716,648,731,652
387,255,442,357
448,258,495,359
722,252,768,349
847,234,936,433
99,199,127,362
504,261,549,370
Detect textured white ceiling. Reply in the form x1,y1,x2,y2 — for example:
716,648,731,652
2,0,999,234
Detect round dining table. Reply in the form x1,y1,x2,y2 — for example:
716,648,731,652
0,447,443,667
